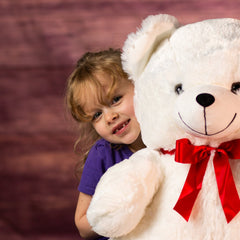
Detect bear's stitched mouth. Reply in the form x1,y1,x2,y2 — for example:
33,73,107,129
178,112,237,136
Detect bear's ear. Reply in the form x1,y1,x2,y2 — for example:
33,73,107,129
122,14,180,81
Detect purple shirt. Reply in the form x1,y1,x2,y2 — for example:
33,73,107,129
78,138,133,195
78,139,133,240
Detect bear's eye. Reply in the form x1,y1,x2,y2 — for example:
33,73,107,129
175,84,184,95
231,82,240,94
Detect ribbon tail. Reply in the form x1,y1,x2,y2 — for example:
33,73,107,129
174,159,208,221
213,153,240,223
173,187,201,221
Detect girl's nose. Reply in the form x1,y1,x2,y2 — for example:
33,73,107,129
105,111,119,124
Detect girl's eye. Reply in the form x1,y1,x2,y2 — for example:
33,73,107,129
231,82,240,94
92,111,102,121
112,96,122,104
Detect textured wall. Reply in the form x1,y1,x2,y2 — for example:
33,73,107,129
1,0,239,239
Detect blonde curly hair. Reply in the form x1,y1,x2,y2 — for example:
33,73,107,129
65,48,129,179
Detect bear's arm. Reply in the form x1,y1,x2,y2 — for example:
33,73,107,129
87,148,163,238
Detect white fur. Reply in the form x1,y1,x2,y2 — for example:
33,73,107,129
122,14,180,81
88,14,240,239
87,149,162,237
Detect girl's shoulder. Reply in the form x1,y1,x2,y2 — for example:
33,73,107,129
92,138,111,153
88,138,113,161
90,138,132,160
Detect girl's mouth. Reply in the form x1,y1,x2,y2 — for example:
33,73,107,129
113,119,130,134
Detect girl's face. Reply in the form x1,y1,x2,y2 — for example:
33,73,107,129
82,73,141,150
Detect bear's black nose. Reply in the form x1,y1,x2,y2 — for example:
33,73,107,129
196,93,215,107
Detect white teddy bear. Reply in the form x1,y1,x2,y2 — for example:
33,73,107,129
87,14,240,240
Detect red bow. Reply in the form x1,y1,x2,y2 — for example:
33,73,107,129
173,138,240,223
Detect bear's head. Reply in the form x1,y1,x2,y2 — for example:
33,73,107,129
122,14,240,150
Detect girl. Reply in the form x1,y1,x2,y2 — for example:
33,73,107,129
66,48,145,240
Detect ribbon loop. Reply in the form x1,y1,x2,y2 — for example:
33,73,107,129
173,138,240,223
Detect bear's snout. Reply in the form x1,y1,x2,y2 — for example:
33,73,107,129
196,93,215,107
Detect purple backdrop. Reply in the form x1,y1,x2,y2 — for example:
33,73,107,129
1,0,239,239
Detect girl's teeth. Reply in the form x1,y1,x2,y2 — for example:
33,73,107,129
115,122,127,133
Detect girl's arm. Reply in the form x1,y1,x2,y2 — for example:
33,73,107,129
75,192,99,239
